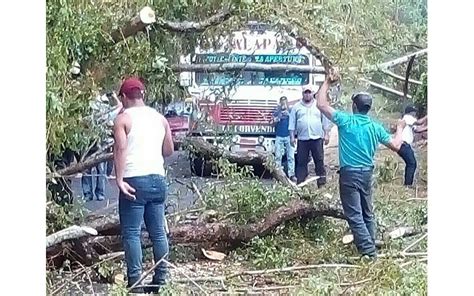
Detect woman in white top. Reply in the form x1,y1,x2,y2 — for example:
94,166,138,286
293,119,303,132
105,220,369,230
397,105,418,186
113,77,174,293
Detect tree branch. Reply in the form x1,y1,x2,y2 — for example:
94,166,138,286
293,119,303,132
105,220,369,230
403,54,416,101
380,69,422,85
46,225,98,248
111,6,235,44
360,78,413,99
156,7,234,33
286,31,333,73
370,49,427,71
50,152,113,178
172,63,326,73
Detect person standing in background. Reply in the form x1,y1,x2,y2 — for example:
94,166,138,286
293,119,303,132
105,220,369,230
397,105,418,186
82,92,122,201
289,85,332,187
272,96,296,182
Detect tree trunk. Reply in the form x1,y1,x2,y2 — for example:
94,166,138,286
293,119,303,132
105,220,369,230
185,137,294,187
47,198,344,267
111,6,156,43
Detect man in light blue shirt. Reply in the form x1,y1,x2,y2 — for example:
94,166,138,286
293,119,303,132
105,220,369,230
289,85,332,187
316,69,405,258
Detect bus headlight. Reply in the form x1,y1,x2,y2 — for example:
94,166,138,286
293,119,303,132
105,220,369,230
232,135,240,143
258,136,265,144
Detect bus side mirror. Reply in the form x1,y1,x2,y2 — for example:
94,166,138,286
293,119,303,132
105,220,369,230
179,72,192,87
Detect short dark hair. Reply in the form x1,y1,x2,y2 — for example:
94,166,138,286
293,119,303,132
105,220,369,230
352,93,372,114
280,96,288,101
404,105,418,115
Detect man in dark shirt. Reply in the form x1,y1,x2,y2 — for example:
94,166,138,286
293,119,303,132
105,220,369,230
272,96,296,182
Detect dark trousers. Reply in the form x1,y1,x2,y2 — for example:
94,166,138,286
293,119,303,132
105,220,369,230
339,167,376,256
397,142,417,186
296,138,326,186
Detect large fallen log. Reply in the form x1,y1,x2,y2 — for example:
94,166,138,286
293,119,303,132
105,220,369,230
47,198,344,266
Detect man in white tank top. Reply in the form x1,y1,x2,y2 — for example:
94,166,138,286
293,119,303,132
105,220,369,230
113,77,174,293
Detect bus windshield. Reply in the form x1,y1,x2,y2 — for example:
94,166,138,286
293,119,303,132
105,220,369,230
194,54,310,86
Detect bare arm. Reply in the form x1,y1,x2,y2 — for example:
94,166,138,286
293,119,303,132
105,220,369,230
415,115,427,126
384,120,406,151
288,107,297,145
113,114,129,185
160,115,174,157
316,79,337,122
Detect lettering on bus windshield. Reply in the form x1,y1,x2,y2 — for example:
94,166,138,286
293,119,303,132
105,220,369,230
194,54,309,65
194,54,310,86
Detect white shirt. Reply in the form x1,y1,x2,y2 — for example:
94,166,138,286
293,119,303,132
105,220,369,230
123,106,166,178
402,114,417,144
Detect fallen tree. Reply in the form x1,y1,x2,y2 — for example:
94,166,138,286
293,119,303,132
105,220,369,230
185,137,294,187
47,198,345,267
111,6,234,44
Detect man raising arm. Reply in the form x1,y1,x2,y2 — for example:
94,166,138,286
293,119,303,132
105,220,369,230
316,70,405,151
314,69,405,259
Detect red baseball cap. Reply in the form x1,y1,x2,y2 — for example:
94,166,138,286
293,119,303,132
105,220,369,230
119,77,145,97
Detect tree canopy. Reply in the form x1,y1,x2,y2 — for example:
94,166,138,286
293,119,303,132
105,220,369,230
46,0,427,160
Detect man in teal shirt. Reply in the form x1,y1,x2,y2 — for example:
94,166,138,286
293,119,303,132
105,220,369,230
316,70,405,257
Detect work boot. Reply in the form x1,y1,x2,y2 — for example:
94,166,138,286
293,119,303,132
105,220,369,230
127,278,145,294
127,286,145,294
143,284,161,294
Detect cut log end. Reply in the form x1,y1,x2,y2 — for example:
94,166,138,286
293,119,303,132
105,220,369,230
139,6,156,24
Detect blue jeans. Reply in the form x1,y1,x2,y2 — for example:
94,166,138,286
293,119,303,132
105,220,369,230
274,136,295,177
119,174,169,287
339,167,376,256
397,142,417,186
82,162,106,200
